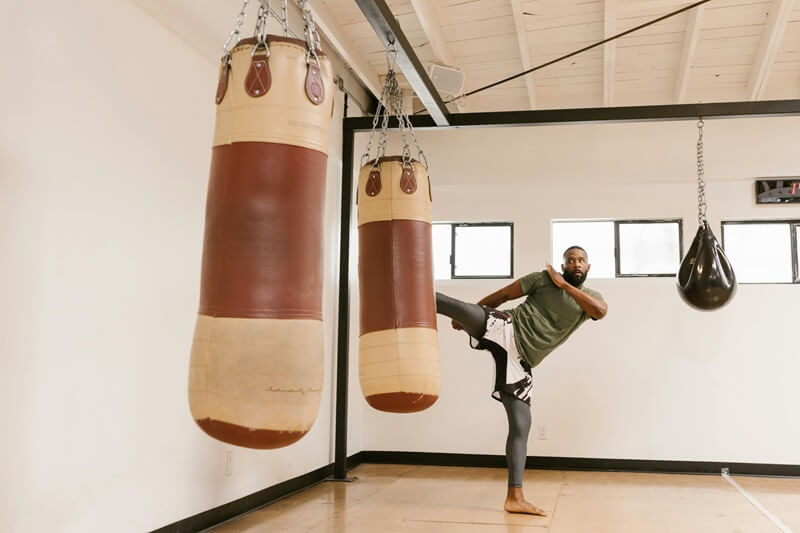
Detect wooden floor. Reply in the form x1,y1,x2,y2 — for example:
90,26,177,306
211,464,800,532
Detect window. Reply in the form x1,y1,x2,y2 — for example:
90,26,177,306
432,222,513,280
551,219,683,278
616,221,682,276
721,221,800,284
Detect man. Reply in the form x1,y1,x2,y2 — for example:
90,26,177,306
435,246,607,516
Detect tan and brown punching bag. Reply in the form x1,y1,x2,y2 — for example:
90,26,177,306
188,36,333,449
357,158,440,412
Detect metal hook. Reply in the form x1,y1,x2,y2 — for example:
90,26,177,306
386,40,398,70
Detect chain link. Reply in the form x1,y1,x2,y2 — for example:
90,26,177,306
301,0,322,66
222,0,250,58
696,119,707,224
281,0,290,36
253,1,271,56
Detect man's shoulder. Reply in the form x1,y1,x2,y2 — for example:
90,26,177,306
518,270,548,292
581,285,603,299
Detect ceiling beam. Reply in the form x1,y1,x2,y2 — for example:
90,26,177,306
353,0,451,126
674,4,704,103
344,99,800,131
619,0,694,14
510,0,537,109
409,0,455,66
604,0,617,107
305,0,382,99
747,0,793,101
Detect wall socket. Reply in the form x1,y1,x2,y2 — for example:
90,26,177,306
536,424,548,440
225,450,233,477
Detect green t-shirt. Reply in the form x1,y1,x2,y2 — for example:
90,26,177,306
506,271,603,369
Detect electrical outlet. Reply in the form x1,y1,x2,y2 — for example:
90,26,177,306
536,424,548,440
225,450,233,477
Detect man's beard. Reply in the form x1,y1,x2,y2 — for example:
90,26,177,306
562,269,586,287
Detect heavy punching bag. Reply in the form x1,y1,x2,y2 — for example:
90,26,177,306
357,66,440,413
188,3,334,448
677,119,736,311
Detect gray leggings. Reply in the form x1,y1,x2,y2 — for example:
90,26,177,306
435,292,531,487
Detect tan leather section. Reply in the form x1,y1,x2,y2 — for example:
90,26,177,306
245,53,271,97
199,142,326,319
357,160,432,225
359,328,440,409
359,220,437,335
216,60,230,105
188,314,323,447
213,38,334,154
305,62,325,105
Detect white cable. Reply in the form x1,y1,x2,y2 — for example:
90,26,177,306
721,468,793,533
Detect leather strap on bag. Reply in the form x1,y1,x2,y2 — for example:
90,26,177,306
366,169,382,197
245,49,271,97
305,63,325,105
400,165,417,194
216,59,231,104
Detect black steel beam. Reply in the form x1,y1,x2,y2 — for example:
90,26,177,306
353,0,451,126
334,96,355,481
344,99,800,132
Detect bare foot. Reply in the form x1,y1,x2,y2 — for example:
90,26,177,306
504,487,547,516
504,498,548,516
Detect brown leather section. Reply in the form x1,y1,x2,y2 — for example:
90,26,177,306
400,166,417,194
365,392,438,413
200,142,326,319
216,60,231,105
358,220,437,334
363,156,422,166
305,63,325,105
233,36,326,57
245,53,271,97
366,169,381,197
195,417,306,449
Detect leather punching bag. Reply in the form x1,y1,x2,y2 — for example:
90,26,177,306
357,158,440,412
677,221,736,311
188,36,334,448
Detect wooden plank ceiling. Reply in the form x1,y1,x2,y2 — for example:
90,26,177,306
319,0,800,112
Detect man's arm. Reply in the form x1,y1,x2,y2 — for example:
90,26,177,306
477,279,525,308
545,263,608,320
450,279,525,331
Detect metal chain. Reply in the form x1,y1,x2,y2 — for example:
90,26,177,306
398,84,428,169
696,119,707,224
301,0,322,66
281,0,290,36
360,86,388,168
360,46,429,171
361,48,396,168
253,1,270,56
222,0,250,59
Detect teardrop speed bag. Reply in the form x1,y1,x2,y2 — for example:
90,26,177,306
188,34,334,449
677,221,736,311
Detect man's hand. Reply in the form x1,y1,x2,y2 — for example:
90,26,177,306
545,262,568,288
451,319,464,331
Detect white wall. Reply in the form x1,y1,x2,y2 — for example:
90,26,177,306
352,117,800,465
1,2,345,531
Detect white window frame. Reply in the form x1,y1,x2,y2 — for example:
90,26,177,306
552,218,684,278
721,220,800,284
433,222,514,280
